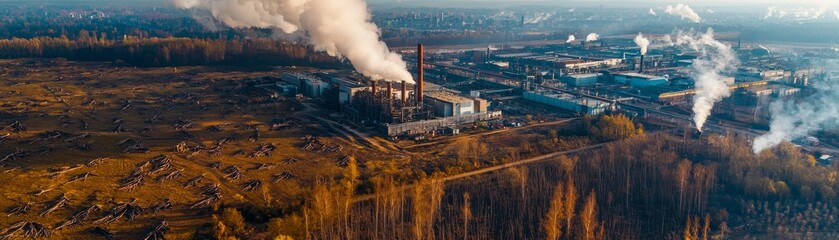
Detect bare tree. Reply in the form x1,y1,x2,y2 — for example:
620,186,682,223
581,191,597,240
543,181,564,240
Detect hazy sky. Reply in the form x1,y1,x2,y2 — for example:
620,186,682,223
368,0,837,8
9,0,839,9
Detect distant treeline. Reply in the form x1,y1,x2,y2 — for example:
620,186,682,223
383,30,564,47
0,31,341,67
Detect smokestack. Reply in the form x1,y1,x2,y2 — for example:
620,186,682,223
387,81,393,98
371,80,378,95
639,55,645,73
417,44,424,104
401,80,408,103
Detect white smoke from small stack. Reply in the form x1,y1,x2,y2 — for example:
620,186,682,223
672,28,738,131
753,61,839,153
649,8,657,16
170,0,414,83
566,35,576,43
634,33,650,56
524,12,554,24
764,7,777,19
764,6,831,20
585,33,599,42
665,4,702,23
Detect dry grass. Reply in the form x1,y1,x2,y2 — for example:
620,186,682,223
0,59,368,239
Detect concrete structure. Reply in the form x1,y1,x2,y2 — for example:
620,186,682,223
737,69,788,81
562,73,601,87
614,73,668,87
275,82,298,95
282,73,329,98
473,98,489,113
381,111,502,136
328,77,370,105
424,91,476,117
523,90,611,115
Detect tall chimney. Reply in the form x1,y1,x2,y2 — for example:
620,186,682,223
417,44,424,103
401,80,408,103
371,80,378,95
387,81,393,99
638,54,645,73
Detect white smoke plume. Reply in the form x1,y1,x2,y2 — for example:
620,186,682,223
566,35,576,43
634,33,650,55
764,7,777,19
764,6,830,20
585,33,599,42
171,0,414,83
665,4,702,23
649,8,657,16
672,29,738,131
524,12,555,24
753,62,839,153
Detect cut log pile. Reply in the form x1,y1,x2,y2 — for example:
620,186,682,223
40,194,69,217
190,184,221,209
0,221,51,239
55,205,101,230
92,199,143,225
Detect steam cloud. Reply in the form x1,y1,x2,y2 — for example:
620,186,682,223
566,35,576,43
665,4,702,23
171,0,414,83
524,12,554,24
585,33,599,42
753,61,839,153
764,6,830,20
672,29,737,131
634,33,650,55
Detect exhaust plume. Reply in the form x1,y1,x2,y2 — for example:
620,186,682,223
566,35,576,43
753,62,839,153
585,33,599,42
764,7,776,19
524,12,554,24
171,0,414,83
764,6,830,20
665,4,702,23
673,28,737,131
634,33,650,55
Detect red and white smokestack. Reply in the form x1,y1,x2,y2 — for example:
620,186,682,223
417,44,424,104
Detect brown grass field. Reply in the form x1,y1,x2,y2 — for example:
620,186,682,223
0,59,371,239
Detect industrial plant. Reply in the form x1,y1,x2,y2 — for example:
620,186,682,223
2,1,839,239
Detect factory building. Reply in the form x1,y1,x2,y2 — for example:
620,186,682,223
614,73,668,87
736,69,788,81
281,73,330,98
275,82,298,96
523,89,611,115
494,53,621,73
562,73,602,87
423,91,477,117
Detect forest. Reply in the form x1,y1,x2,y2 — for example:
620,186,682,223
198,114,839,239
0,31,341,67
